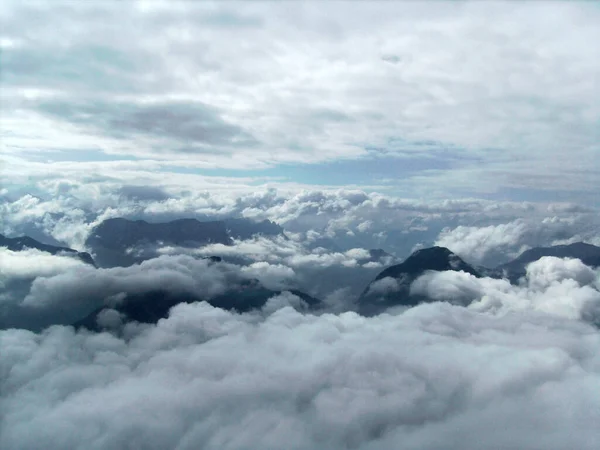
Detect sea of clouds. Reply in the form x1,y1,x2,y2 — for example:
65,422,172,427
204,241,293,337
2,250,600,449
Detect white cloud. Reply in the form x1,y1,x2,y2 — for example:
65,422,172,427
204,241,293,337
0,247,87,279
262,291,308,315
435,220,531,266
435,217,600,267
2,299,600,449
240,262,297,291
525,256,598,291
0,254,254,330
158,235,393,299
410,257,600,323
2,184,598,269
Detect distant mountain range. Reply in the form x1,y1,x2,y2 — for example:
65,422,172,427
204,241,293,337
86,218,232,267
86,217,286,267
496,242,600,282
224,218,286,240
4,220,600,326
0,233,96,266
358,242,600,315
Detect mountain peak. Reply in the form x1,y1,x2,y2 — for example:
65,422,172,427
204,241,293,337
358,246,481,315
374,246,478,281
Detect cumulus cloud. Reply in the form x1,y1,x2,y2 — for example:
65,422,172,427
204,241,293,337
0,247,93,331
0,247,87,279
410,270,491,306
262,291,309,315
0,253,291,331
435,217,600,267
525,257,598,291
410,257,600,323
240,262,297,291
2,300,600,449
6,181,598,261
157,235,394,299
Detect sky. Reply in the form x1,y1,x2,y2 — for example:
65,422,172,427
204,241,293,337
1,0,599,205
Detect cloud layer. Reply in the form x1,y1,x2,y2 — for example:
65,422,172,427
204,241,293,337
3,297,600,450
3,184,598,270
2,1,599,201
0,251,292,331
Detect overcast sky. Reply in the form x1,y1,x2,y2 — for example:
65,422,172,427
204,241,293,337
1,0,599,206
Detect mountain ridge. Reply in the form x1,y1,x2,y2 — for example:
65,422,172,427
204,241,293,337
0,233,96,266
495,242,600,282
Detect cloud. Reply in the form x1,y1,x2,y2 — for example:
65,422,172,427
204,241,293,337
0,248,92,331
366,276,401,296
34,99,258,152
117,185,170,202
410,257,600,323
525,256,598,291
435,220,531,266
0,247,87,279
410,270,489,306
262,291,308,315
3,298,600,449
0,254,267,330
157,235,395,299
240,262,297,291
2,1,599,199
2,184,598,268
435,217,600,267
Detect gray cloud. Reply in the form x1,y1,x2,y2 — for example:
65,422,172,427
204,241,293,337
34,99,257,150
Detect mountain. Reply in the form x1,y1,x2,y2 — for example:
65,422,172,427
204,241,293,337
73,281,322,331
496,242,600,282
0,233,96,266
224,218,286,240
86,218,232,267
357,246,481,316
357,248,396,265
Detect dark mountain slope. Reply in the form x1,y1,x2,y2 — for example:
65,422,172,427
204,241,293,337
74,281,322,331
497,242,600,282
86,218,232,267
224,218,286,240
358,246,481,316
0,233,96,266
